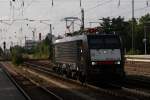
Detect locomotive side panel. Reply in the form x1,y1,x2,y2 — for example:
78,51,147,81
54,41,81,64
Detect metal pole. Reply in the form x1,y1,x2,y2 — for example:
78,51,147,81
72,21,74,32
25,36,27,42
49,24,53,41
50,24,52,34
81,8,84,32
132,0,134,54
52,0,54,6
80,0,82,7
144,26,147,55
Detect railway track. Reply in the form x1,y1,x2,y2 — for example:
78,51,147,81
0,62,63,100
23,61,150,100
1,65,32,100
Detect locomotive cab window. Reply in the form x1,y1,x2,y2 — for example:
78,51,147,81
88,36,120,49
105,37,120,49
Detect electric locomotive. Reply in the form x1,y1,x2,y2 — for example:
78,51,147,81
53,34,125,82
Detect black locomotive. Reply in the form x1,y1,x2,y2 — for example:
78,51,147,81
53,34,125,83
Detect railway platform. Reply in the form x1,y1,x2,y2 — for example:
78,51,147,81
0,67,27,100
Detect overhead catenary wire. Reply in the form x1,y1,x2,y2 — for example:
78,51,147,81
1,0,150,45
8,0,113,30
85,0,150,20
71,0,113,17
7,0,150,26
111,4,150,18
50,0,114,29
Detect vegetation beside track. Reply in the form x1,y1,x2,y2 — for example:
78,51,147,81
10,46,24,66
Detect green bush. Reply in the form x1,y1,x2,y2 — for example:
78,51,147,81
11,46,24,66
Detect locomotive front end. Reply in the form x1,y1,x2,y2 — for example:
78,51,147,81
87,35,125,81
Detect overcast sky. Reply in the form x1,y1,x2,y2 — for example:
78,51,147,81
0,0,150,48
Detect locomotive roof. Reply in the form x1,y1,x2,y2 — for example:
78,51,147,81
54,35,86,44
54,34,119,44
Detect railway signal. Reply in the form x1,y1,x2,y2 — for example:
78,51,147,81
39,33,41,41
3,41,6,50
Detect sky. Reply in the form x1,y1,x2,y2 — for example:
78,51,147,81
0,0,150,48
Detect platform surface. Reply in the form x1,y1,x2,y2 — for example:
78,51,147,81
0,68,26,100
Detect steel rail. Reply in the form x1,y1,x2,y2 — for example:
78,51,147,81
24,61,150,100
0,63,32,100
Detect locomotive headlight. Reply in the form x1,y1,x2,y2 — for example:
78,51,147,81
115,61,121,64
92,62,96,65
103,50,107,54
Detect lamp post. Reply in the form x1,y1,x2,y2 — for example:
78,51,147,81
143,26,147,55
131,0,135,54
143,22,150,55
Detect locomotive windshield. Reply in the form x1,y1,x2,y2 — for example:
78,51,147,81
88,35,121,61
88,36,120,49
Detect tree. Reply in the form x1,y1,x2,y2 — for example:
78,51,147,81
100,16,131,52
10,46,24,65
100,17,112,33
137,14,150,53
125,14,150,54
111,16,132,51
44,34,53,60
